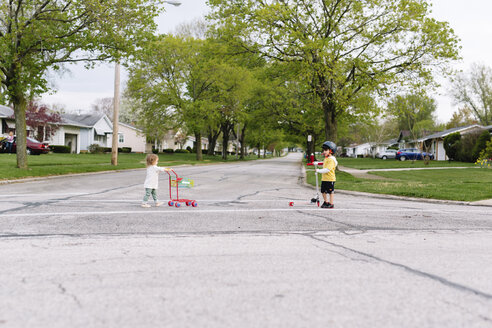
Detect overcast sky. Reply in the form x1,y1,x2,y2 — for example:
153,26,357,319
40,0,492,123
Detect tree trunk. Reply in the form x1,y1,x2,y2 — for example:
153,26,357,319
221,122,231,160
13,93,28,169
195,131,203,161
257,143,261,158
207,128,219,155
239,124,247,160
321,96,338,142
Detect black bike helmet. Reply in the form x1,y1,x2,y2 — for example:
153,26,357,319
322,141,337,153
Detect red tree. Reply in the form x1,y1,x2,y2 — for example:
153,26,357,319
23,102,62,142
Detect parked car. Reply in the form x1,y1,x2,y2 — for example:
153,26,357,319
0,136,50,155
395,148,434,161
376,149,397,160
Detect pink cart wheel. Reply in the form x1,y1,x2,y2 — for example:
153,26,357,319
168,201,174,207
186,201,191,206
175,202,181,208
191,201,198,207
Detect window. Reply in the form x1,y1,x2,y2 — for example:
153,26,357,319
118,133,124,143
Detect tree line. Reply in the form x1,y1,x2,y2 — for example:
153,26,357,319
7,0,492,169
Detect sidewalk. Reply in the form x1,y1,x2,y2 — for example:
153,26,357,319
328,166,492,207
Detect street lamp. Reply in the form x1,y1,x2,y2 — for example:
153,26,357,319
111,0,182,165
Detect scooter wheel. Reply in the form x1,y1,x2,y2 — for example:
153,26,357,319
289,202,294,207
168,201,174,206
191,201,198,207
317,201,320,207
175,202,181,208
311,198,317,203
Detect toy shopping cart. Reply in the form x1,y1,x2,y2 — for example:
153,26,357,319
166,169,197,208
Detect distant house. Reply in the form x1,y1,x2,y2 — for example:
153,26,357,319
107,122,149,153
61,113,113,152
0,105,15,136
415,124,486,161
344,139,396,158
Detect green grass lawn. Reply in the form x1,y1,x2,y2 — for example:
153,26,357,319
336,157,475,169
306,167,492,202
0,152,273,180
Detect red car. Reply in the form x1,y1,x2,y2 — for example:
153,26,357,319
0,136,50,155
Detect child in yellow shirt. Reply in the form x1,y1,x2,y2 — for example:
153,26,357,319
315,141,338,208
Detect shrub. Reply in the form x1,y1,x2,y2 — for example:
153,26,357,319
175,149,188,153
478,139,492,161
443,132,461,161
457,132,482,162
472,130,491,160
50,145,71,153
122,147,132,153
186,146,193,153
152,148,159,154
88,144,103,153
162,148,174,153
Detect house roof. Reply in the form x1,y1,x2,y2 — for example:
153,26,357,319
0,105,14,118
63,113,107,126
416,124,485,142
118,122,143,132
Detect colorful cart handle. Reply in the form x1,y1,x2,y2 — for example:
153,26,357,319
306,162,324,166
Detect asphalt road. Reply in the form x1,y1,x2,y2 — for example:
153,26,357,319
1,153,491,327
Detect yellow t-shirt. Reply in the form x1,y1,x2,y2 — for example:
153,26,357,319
322,156,337,181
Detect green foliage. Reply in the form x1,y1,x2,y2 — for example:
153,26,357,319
387,94,438,136
472,131,491,160
162,149,174,154
174,149,189,153
50,145,71,153
457,132,483,162
88,144,104,154
451,64,492,125
477,139,492,162
208,0,460,141
443,132,461,161
1,0,162,169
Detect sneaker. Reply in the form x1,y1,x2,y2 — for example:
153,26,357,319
141,203,151,208
320,202,334,208
155,202,163,207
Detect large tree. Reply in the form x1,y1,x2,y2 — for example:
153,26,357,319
451,63,492,126
0,0,162,169
208,0,460,142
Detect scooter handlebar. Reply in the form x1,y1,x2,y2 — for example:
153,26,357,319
306,162,324,166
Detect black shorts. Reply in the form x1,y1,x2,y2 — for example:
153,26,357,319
321,181,335,194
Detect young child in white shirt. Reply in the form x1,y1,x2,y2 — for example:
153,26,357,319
142,154,171,208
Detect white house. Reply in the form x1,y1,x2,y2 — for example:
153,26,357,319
0,105,15,136
345,141,393,158
416,124,486,161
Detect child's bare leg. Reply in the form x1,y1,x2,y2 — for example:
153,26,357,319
322,193,329,203
329,193,334,205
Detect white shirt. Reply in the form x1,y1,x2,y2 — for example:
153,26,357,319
144,165,167,189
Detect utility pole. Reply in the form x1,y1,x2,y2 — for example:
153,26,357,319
111,61,120,166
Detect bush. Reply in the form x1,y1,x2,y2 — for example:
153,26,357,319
152,148,159,154
457,132,482,162
443,132,461,161
472,130,491,160
50,145,71,153
478,139,492,161
162,148,174,153
175,149,188,153
186,146,193,153
88,144,103,153
122,147,132,153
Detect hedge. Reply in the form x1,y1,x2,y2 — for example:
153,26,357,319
50,145,71,153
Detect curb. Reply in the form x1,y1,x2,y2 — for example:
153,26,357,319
301,164,492,207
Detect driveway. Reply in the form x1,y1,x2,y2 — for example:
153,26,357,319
1,153,491,327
